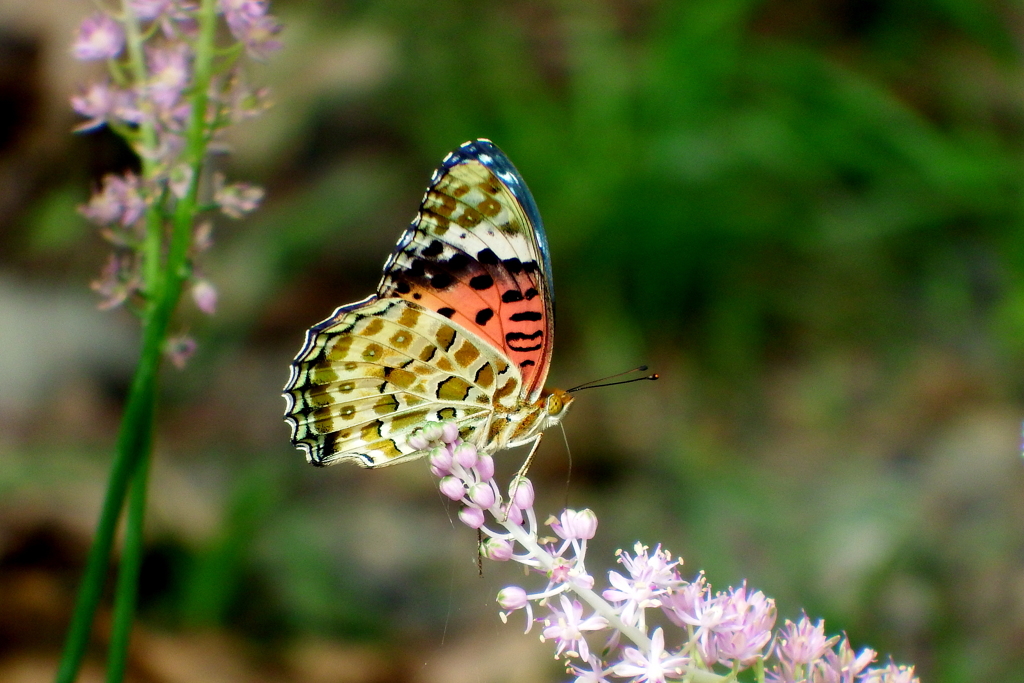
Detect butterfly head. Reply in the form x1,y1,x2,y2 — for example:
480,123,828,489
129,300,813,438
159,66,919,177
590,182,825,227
541,388,574,425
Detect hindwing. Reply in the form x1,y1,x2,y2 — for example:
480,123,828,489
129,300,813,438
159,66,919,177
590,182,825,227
283,297,524,467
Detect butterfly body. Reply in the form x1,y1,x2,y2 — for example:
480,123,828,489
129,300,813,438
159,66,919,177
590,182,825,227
284,140,571,467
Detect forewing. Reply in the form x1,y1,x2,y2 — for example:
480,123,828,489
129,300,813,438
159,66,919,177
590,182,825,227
378,139,555,402
283,297,523,466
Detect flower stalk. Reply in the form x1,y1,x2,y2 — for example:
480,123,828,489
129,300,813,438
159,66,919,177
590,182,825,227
412,421,920,683
58,2,278,682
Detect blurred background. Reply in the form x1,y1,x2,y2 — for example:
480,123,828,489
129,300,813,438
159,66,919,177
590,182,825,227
1,0,1023,681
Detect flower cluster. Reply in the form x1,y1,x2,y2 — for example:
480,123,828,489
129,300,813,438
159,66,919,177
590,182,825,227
410,421,920,683
72,1,274,319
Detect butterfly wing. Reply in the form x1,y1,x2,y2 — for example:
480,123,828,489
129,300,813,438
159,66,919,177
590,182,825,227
378,139,555,402
283,296,524,466
284,139,553,467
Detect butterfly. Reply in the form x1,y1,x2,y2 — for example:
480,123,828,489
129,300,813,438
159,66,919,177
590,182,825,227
283,139,573,467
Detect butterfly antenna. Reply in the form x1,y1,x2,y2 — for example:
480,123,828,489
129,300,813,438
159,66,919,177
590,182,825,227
567,366,659,393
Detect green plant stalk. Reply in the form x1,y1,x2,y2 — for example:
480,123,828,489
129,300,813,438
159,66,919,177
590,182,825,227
54,1,221,681
104,441,151,683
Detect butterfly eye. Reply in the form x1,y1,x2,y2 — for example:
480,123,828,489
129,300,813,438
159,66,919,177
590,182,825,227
546,394,563,415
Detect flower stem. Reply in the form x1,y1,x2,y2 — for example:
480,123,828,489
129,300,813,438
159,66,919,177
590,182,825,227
105,446,151,683
496,514,653,652
53,331,158,683
55,2,221,681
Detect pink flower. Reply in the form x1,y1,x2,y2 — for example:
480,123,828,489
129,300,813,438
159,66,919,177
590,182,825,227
774,616,836,666
91,254,141,310
541,595,609,661
708,583,776,666
80,173,147,230
220,0,282,59
147,44,191,109
166,334,197,369
609,628,688,683
191,279,217,315
861,661,919,683
72,14,124,61
568,655,613,683
550,508,598,541
70,82,124,131
661,572,708,627
214,175,265,218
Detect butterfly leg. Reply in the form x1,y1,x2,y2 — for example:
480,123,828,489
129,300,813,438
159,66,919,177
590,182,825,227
503,433,543,521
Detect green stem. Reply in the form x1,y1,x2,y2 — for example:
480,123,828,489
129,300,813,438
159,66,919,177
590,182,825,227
55,1,221,680
105,445,152,683
53,315,160,683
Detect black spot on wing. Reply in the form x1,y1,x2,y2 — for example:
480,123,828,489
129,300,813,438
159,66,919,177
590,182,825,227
422,240,444,257
502,290,524,303
506,331,542,343
431,272,454,289
510,311,542,322
438,307,455,318
505,330,543,352
470,274,494,290
475,308,494,325
524,287,538,300
477,248,500,266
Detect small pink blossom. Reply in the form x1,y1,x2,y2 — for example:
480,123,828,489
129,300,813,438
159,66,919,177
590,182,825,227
91,254,141,310
214,175,265,218
774,616,837,667
147,44,191,108
70,82,124,131
166,334,197,369
861,662,919,683
220,0,282,59
81,173,147,230
541,595,609,661
191,279,217,315
609,628,688,683
72,14,125,61
568,655,613,683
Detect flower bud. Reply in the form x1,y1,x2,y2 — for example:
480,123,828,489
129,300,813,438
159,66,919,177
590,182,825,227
439,476,465,501
407,433,429,451
453,443,478,469
574,508,598,540
458,506,486,529
482,537,514,561
468,482,496,509
441,421,460,444
476,454,495,481
496,586,528,610
510,476,534,509
429,445,452,473
421,422,444,443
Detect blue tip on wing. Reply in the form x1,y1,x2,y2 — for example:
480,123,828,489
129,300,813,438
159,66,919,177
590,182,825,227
440,139,554,299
